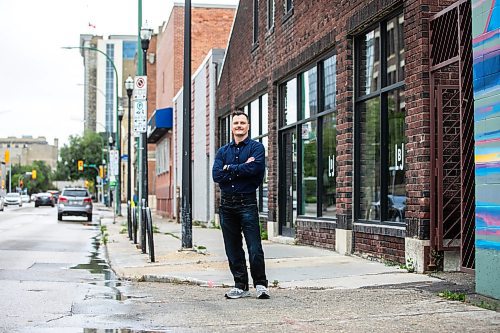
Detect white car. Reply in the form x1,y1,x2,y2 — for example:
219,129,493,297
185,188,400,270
0,196,4,211
21,194,30,203
5,193,22,207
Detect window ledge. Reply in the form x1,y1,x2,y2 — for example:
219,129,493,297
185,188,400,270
265,26,275,40
251,41,259,52
353,221,406,238
282,7,294,24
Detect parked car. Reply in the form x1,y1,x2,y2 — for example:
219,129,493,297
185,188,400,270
34,192,55,207
48,190,60,203
0,196,4,211
57,187,93,221
4,193,22,207
21,194,30,203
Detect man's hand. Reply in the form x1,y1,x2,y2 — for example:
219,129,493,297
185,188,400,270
245,157,255,163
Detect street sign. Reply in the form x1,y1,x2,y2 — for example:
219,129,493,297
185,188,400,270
109,150,119,176
134,99,148,134
133,76,147,100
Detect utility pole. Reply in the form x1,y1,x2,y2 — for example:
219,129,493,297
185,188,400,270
181,0,193,249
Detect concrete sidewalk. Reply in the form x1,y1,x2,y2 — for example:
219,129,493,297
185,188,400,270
97,203,442,290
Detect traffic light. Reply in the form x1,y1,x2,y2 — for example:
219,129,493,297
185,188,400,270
4,150,9,163
78,160,84,172
99,165,104,178
19,179,23,188
84,180,89,188
32,169,37,180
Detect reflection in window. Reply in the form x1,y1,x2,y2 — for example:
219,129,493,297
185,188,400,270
262,94,268,135
386,88,405,222
283,78,297,126
359,27,380,96
267,0,275,29
359,98,381,220
250,99,260,138
386,14,405,86
355,12,405,223
324,55,337,111
322,113,336,217
301,66,318,120
301,121,317,216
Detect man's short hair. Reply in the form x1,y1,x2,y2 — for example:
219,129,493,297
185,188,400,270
232,108,249,121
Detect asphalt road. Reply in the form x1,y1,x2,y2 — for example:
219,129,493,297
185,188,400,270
0,203,499,333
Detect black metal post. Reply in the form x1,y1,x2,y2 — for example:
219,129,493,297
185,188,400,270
118,113,123,217
182,0,193,248
127,90,133,241
141,40,149,209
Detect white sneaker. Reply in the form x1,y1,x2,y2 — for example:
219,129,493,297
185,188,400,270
225,288,251,299
256,285,270,299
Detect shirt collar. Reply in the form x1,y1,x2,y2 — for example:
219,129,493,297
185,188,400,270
230,136,250,146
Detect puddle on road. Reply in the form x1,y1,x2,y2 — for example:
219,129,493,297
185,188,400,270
70,235,125,300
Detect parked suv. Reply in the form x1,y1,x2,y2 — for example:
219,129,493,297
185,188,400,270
57,187,93,222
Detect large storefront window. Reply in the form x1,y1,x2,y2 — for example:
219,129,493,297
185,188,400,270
355,13,405,224
278,54,337,233
245,94,269,214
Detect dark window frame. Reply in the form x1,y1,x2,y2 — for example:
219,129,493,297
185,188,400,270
354,11,405,225
253,0,259,46
278,53,337,221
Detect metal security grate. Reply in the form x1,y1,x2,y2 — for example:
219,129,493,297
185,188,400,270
429,0,475,271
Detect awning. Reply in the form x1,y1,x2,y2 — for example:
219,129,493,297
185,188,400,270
147,107,173,143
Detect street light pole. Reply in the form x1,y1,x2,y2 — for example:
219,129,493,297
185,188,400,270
63,45,121,215
182,0,193,249
125,76,134,241
140,27,153,211
139,26,153,254
118,106,124,216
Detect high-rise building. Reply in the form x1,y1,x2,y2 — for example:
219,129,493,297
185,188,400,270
79,34,137,136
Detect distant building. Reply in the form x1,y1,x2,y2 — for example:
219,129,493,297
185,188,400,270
79,34,138,135
0,136,59,170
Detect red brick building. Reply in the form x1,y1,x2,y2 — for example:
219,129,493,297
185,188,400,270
151,3,236,218
216,0,475,272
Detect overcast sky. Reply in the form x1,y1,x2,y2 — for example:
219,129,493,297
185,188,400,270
0,0,237,148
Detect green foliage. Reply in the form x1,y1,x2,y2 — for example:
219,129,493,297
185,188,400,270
54,132,107,182
9,161,53,193
260,222,268,240
438,290,466,302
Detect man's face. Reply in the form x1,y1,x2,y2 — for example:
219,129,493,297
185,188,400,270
231,114,249,137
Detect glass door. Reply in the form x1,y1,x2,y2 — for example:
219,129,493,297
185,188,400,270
279,128,297,237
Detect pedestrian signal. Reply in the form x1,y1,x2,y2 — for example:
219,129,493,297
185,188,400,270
32,170,37,179
78,160,84,172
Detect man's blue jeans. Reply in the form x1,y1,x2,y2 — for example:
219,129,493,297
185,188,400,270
219,192,268,290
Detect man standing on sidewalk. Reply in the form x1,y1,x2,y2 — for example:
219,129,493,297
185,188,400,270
212,110,270,299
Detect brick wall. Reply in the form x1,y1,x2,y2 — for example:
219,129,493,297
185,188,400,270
354,232,405,264
216,0,465,250
296,220,336,250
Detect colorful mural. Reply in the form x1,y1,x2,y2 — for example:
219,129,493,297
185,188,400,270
473,0,500,299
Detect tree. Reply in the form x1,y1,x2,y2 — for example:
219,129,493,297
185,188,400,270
54,132,107,185
9,161,53,194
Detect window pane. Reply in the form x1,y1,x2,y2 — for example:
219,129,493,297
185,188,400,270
282,78,297,126
262,94,268,135
301,120,317,216
261,136,269,212
386,14,405,85
359,97,380,220
324,55,337,111
267,0,275,29
301,66,318,120
358,27,380,96
250,98,260,138
385,89,406,222
322,113,337,217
